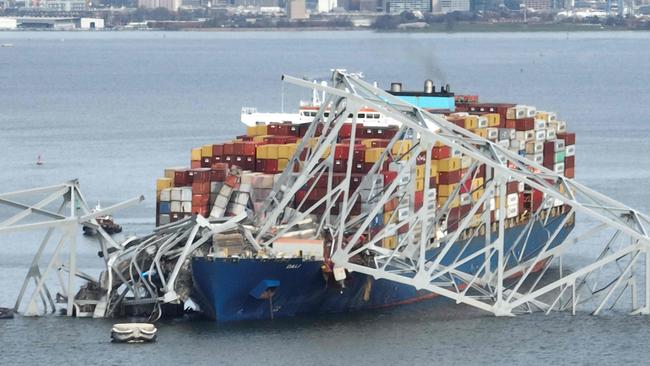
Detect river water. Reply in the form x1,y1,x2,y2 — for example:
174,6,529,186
1,30,650,365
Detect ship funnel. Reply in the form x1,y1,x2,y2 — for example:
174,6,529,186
390,83,402,93
424,79,434,93
445,83,451,93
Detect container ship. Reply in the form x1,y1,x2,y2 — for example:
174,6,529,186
153,80,576,322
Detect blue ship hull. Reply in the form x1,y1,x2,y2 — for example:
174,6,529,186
192,213,573,322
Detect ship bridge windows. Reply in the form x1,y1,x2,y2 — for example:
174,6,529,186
358,113,365,119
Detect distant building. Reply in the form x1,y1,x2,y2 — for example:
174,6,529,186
78,17,104,28
138,0,181,10
439,0,469,12
386,0,430,13
0,17,18,29
287,0,308,18
24,0,87,11
523,0,550,9
359,0,376,11
317,0,336,12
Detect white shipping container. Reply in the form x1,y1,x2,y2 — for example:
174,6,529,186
213,194,230,209
506,205,518,218
507,105,527,119
534,130,546,141
498,139,510,148
498,128,515,140
160,188,172,202
181,201,192,213
554,162,565,174
515,130,534,142
554,139,565,151
238,183,252,194
451,148,462,157
506,193,518,207
235,192,250,205
397,207,410,221
546,129,557,140
487,127,499,140
518,182,525,192
171,201,182,213
171,188,182,201
565,145,575,157
510,139,525,150
477,116,488,128
525,105,537,118
181,187,193,202
526,141,543,154
551,121,567,133
534,119,547,131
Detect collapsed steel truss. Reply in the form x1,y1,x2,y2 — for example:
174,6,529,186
253,70,650,316
2,70,650,318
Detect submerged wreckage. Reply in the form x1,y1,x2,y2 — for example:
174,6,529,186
3,70,650,322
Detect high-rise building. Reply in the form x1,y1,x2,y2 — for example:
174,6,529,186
317,0,336,12
386,0,430,13
24,0,87,10
138,0,181,10
439,0,469,11
287,0,308,18
522,0,550,9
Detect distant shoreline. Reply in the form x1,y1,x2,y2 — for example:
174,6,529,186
0,24,648,32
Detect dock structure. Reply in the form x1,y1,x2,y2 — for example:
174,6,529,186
2,70,650,318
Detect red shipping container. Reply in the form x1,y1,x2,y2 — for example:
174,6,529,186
223,155,234,166
432,146,451,160
506,181,519,194
515,118,534,131
263,159,279,174
224,175,238,188
459,179,472,194
334,144,350,160
210,169,227,182
192,194,210,207
383,171,397,186
191,168,211,183
371,139,390,148
333,160,347,173
557,132,576,145
439,170,461,185
223,143,235,156
565,168,575,178
350,174,363,191
174,170,191,187
210,156,223,168
191,160,201,169
192,181,211,195
565,156,575,169
504,119,516,129
192,206,209,217
211,144,223,157
201,157,211,168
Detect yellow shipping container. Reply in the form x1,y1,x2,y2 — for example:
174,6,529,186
384,212,396,225
473,128,488,139
278,158,288,171
265,144,279,160
201,144,213,158
416,165,426,179
191,147,202,161
278,143,297,160
430,164,438,177
438,157,461,172
253,135,269,143
434,140,446,148
383,236,397,249
438,195,461,208
156,177,172,191
415,178,425,192
392,140,412,155
256,145,267,159
471,178,484,190
472,189,485,202
256,124,268,136
365,148,385,163
438,183,458,197
486,113,501,127
246,125,257,136
464,116,478,130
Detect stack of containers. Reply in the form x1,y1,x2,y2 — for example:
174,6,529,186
153,104,576,246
